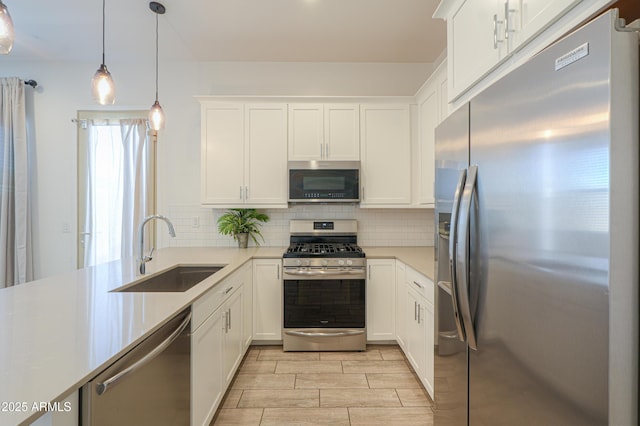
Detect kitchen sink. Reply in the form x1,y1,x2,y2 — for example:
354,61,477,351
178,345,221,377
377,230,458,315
113,265,225,293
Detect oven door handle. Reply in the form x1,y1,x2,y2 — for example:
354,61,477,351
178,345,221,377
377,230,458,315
284,330,365,338
283,269,365,276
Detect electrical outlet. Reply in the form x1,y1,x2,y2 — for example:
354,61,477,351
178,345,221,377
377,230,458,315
192,216,200,228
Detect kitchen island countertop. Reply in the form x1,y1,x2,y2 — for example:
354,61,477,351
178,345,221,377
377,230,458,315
0,245,433,425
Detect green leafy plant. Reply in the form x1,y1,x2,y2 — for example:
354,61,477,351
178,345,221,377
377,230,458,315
216,209,270,246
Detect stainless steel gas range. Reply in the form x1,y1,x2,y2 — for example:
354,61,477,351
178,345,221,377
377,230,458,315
282,220,366,351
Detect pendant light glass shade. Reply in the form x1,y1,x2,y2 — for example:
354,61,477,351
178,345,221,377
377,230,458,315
149,2,166,131
92,64,116,105
0,1,15,55
149,100,165,130
92,0,115,105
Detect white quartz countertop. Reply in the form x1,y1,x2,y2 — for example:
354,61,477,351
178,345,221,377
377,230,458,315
0,245,433,425
0,247,285,426
363,246,435,280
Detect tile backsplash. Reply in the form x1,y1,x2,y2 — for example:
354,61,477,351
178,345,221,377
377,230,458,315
167,205,434,248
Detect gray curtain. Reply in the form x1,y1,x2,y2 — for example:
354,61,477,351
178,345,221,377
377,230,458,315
0,77,33,287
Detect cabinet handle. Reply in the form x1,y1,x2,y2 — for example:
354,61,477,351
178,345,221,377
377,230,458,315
412,281,423,290
228,308,231,330
368,265,371,280
225,286,234,294
277,264,280,280
325,144,329,159
414,301,417,321
245,186,249,200
320,143,324,159
224,311,229,333
418,304,421,324
493,14,504,49
504,2,516,40
362,186,365,201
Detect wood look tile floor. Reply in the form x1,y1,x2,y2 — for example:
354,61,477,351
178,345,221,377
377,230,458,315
211,345,434,425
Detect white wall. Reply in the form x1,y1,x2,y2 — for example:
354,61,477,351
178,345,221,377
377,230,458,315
0,59,434,279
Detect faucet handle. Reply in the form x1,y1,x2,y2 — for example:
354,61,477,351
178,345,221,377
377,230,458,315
146,247,155,261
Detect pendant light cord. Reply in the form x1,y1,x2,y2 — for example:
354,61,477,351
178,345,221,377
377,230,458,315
101,0,106,65
155,11,159,102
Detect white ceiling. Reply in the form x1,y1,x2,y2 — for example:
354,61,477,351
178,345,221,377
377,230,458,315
2,0,446,63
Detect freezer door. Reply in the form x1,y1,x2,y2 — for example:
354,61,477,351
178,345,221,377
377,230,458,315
434,103,469,426
467,11,639,426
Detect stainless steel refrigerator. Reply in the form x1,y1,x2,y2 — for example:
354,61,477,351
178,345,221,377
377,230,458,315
434,9,638,426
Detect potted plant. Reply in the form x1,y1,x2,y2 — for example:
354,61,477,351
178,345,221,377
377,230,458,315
217,208,270,248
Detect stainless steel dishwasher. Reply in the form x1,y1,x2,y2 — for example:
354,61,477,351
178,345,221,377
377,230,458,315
82,309,191,425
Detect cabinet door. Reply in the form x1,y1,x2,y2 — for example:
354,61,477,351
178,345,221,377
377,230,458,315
240,262,253,350
201,103,244,204
395,261,408,350
418,86,438,206
360,105,411,206
288,104,324,161
449,0,505,100
424,300,435,398
513,0,582,50
222,288,244,386
245,104,288,206
405,288,425,380
191,308,224,426
253,259,282,341
366,259,396,341
324,104,360,161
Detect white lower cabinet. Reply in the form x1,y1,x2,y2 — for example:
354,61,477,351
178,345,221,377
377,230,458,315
395,261,408,350
191,263,250,426
191,306,224,426
239,262,253,350
252,259,282,341
395,261,435,398
222,289,244,386
366,259,396,341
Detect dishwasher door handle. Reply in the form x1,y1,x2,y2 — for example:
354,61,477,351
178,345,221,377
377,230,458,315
96,311,192,396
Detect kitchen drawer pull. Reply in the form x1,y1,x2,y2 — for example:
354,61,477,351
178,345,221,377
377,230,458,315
412,280,423,289
285,330,364,338
96,311,191,396
224,286,234,294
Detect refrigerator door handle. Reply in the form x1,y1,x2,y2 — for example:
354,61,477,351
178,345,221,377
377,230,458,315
456,164,478,350
449,168,467,342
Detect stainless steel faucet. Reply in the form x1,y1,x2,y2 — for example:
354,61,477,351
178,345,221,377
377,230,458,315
138,214,176,275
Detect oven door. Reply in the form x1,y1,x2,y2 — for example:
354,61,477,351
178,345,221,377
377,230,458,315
283,270,366,351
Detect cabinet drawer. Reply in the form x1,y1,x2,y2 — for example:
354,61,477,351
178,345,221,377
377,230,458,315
405,266,434,304
193,273,239,331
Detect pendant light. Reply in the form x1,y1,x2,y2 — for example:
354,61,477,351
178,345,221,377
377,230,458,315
91,0,116,105
0,0,15,54
149,2,165,131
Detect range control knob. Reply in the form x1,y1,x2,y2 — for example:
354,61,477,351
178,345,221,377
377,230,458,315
346,260,353,266
303,260,310,267
295,260,302,266
321,260,328,266
338,260,345,266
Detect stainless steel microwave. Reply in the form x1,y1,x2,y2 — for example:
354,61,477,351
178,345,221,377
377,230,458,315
288,161,360,203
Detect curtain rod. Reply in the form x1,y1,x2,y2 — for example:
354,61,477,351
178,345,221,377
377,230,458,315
23,79,38,88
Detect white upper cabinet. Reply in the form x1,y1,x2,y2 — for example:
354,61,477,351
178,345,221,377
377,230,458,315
449,0,506,101
201,103,245,205
436,0,584,101
360,104,411,207
514,0,582,48
200,101,287,208
245,104,288,205
416,61,448,207
288,103,359,161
